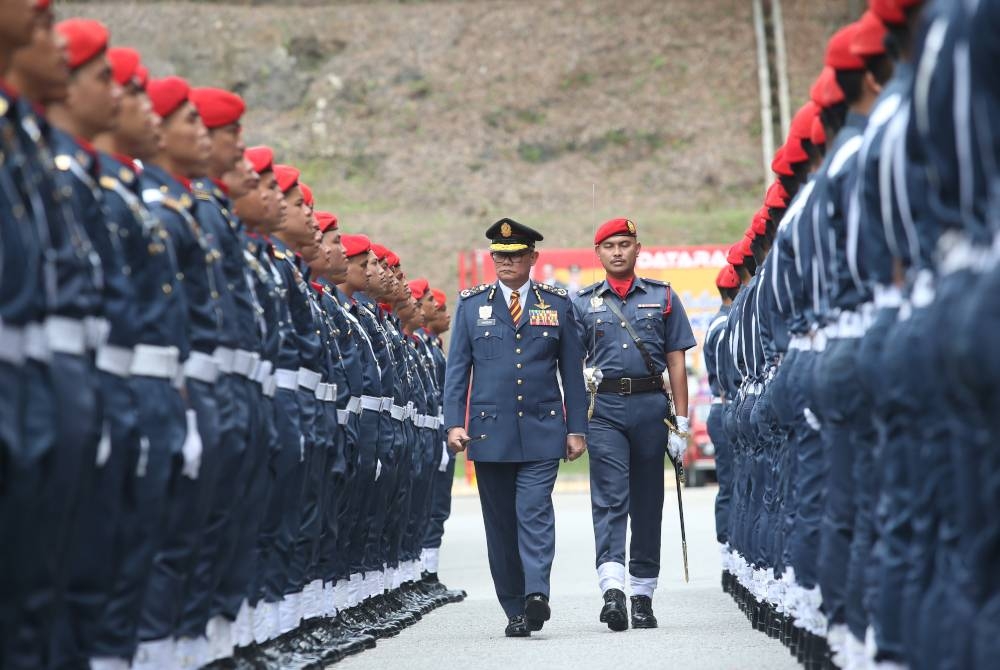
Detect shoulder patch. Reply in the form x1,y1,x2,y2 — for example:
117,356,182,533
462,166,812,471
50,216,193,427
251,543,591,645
577,281,602,296
99,175,119,190
536,282,568,297
459,283,490,299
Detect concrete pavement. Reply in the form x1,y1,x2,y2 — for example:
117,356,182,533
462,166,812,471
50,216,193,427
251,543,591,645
334,485,798,670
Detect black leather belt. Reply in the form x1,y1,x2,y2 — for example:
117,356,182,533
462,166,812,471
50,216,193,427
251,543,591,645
596,375,663,395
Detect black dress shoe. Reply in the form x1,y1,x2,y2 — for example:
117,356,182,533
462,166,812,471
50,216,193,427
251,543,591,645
524,593,550,632
630,595,658,629
504,615,531,637
599,588,628,632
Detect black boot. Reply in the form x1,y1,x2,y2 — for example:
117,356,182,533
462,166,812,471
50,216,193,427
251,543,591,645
629,595,657,629
598,589,628,632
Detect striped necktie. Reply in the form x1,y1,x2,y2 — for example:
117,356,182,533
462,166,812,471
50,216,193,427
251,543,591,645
509,290,522,324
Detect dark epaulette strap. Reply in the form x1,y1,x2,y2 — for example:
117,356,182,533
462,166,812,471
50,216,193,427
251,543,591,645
535,282,568,297
459,284,490,299
577,281,602,296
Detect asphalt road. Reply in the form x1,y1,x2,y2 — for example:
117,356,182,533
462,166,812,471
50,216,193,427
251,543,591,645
334,485,799,670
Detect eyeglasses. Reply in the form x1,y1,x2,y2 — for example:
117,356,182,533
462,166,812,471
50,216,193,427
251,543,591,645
490,251,530,264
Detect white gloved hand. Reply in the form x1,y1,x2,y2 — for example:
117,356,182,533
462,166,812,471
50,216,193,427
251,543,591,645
181,409,203,479
667,415,689,461
96,421,112,467
583,367,603,388
438,442,450,472
375,458,382,481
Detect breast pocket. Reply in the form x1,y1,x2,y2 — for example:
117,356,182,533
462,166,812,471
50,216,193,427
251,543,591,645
531,327,560,355
473,329,504,360
638,312,664,346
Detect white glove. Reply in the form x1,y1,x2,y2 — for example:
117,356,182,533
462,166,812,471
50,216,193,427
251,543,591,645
375,458,383,481
667,415,689,461
583,367,604,388
96,421,111,467
181,409,203,479
438,441,450,472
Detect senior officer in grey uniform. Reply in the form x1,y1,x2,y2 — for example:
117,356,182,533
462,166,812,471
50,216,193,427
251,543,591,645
444,218,588,638
573,218,696,632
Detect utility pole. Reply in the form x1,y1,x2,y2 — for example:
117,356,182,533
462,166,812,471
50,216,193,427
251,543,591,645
752,0,775,187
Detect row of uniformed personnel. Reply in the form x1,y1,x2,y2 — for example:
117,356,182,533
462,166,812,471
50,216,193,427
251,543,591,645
704,0,1000,669
0,2,464,669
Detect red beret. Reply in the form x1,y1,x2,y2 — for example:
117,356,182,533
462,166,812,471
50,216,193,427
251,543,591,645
771,147,793,177
593,217,638,245
107,47,142,88
810,67,845,108
765,181,789,209
147,76,190,119
189,87,245,129
752,210,769,236
56,19,109,71
870,0,905,24
408,278,429,300
784,136,809,165
36,0,51,10
299,183,314,208
811,116,827,147
790,102,819,142
342,234,371,258
273,165,300,194
851,10,889,58
315,211,338,233
727,243,745,266
370,244,388,261
245,146,274,175
825,22,866,70
758,205,772,222
431,288,447,309
716,265,740,289
385,250,401,268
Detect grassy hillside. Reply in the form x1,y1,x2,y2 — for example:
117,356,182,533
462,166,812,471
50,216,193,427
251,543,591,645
67,0,854,294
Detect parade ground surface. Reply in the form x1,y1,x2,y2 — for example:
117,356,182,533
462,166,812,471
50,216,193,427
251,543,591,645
334,487,798,670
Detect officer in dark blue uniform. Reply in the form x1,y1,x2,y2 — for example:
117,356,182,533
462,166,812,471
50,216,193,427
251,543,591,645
571,218,695,632
444,218,587,637
46,19,141,668
705,264,739,575
0,4,56,665
420,288,459,590
263,164,323,634
186,87,262,642
135,75,223,669
87,47,191,669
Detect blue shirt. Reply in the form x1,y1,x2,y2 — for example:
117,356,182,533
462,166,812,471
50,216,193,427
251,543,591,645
51,129,136,347
193,179,260,352
141,164,222,356
703,304,731,399
98,153,187,350
0,87,46,326
572,276,696,378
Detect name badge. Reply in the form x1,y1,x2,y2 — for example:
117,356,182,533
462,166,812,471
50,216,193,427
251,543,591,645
529,310,560,327
477,319,496,326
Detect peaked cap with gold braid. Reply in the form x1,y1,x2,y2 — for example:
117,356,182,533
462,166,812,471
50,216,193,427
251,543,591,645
485,217,544,253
